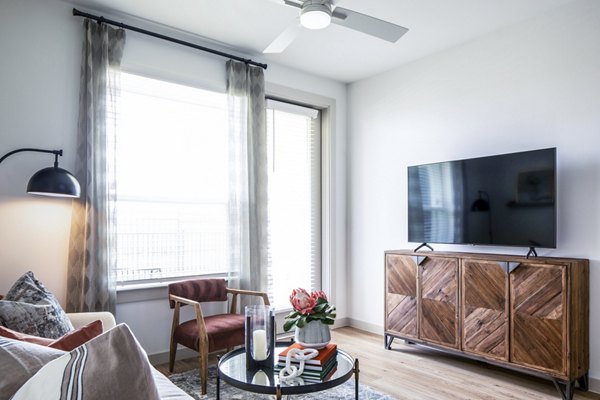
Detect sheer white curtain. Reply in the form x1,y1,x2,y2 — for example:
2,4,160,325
66,20,125,314
226,60,269,307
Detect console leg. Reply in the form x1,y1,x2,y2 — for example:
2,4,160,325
384,334,394,350
577,372,589,392
553,379,576,400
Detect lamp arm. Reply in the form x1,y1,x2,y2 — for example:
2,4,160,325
0,148,63,166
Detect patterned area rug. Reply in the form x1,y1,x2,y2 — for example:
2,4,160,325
169,366,396,399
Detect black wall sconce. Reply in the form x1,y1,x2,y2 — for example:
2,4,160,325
0,148,81,198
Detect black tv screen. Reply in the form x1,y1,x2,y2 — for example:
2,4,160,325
408,148,556,248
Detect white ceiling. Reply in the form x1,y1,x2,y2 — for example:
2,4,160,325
66,0,577,83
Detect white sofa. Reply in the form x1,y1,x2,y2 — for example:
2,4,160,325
67,312,192,400
2,311,194,400
67,312,118,331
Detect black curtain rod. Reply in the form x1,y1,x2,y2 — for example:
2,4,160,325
72,8,267,70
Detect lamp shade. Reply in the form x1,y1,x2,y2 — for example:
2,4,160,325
27,166,81,198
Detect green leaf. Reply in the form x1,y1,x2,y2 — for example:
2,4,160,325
322,318,335,325
283,319,296,332
314,303,327,312
297,316,307,328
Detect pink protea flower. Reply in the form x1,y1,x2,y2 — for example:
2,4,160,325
284,287,336,332
311,290,327,301
290,288,317,315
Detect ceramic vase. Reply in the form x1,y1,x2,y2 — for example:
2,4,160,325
294,320,331,349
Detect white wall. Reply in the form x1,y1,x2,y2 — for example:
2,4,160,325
0,0,81,304
0,0,347,357
347,0,600,377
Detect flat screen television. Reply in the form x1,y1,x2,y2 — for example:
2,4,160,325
408,148,556,248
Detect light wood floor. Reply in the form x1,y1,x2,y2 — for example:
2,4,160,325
156,327,600,400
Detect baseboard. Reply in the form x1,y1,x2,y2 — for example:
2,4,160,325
344,317,383,335
589,377,600,394
148,347,198,366
332,316,350,330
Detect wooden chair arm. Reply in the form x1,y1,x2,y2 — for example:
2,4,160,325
169,294,202,308
226,287,270,314
227,288,270,302
169,294,208,347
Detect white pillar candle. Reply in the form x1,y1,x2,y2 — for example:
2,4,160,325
252,329,268,361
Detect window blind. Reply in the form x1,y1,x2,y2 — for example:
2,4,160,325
110,72,230,283
266,99,322,309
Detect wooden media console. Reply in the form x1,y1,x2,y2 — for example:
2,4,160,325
384,250,589,400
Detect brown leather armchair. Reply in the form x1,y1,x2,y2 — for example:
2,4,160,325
168,278,269,395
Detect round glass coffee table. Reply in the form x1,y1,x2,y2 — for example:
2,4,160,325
217,343,359,399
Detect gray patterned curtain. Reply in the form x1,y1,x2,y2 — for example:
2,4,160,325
66,20,125,314
226,60,269,307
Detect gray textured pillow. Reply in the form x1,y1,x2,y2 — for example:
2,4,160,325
0,271,73,339
0,337,66,399
12,324,161,400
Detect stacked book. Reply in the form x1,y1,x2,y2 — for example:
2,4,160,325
276,343,338,383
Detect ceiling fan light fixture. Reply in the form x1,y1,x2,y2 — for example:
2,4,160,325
300,3,332,30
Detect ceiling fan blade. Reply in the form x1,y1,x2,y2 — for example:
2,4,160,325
331,6,408,42
263,24,303,53
266,0,302,8
283,0,302,8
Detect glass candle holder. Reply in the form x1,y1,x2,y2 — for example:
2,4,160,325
245,305,275,369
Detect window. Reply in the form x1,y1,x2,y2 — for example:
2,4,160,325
112,73,229,283
110,73,324,300
266,99,322,309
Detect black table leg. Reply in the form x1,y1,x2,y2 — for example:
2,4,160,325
216,356,221,400
354,358,360,399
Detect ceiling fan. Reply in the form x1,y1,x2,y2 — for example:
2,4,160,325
264,0,409,53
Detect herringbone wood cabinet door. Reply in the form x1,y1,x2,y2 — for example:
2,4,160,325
420,257,459,348
385,255,417,338
510,263,566,374
462,260,508,360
